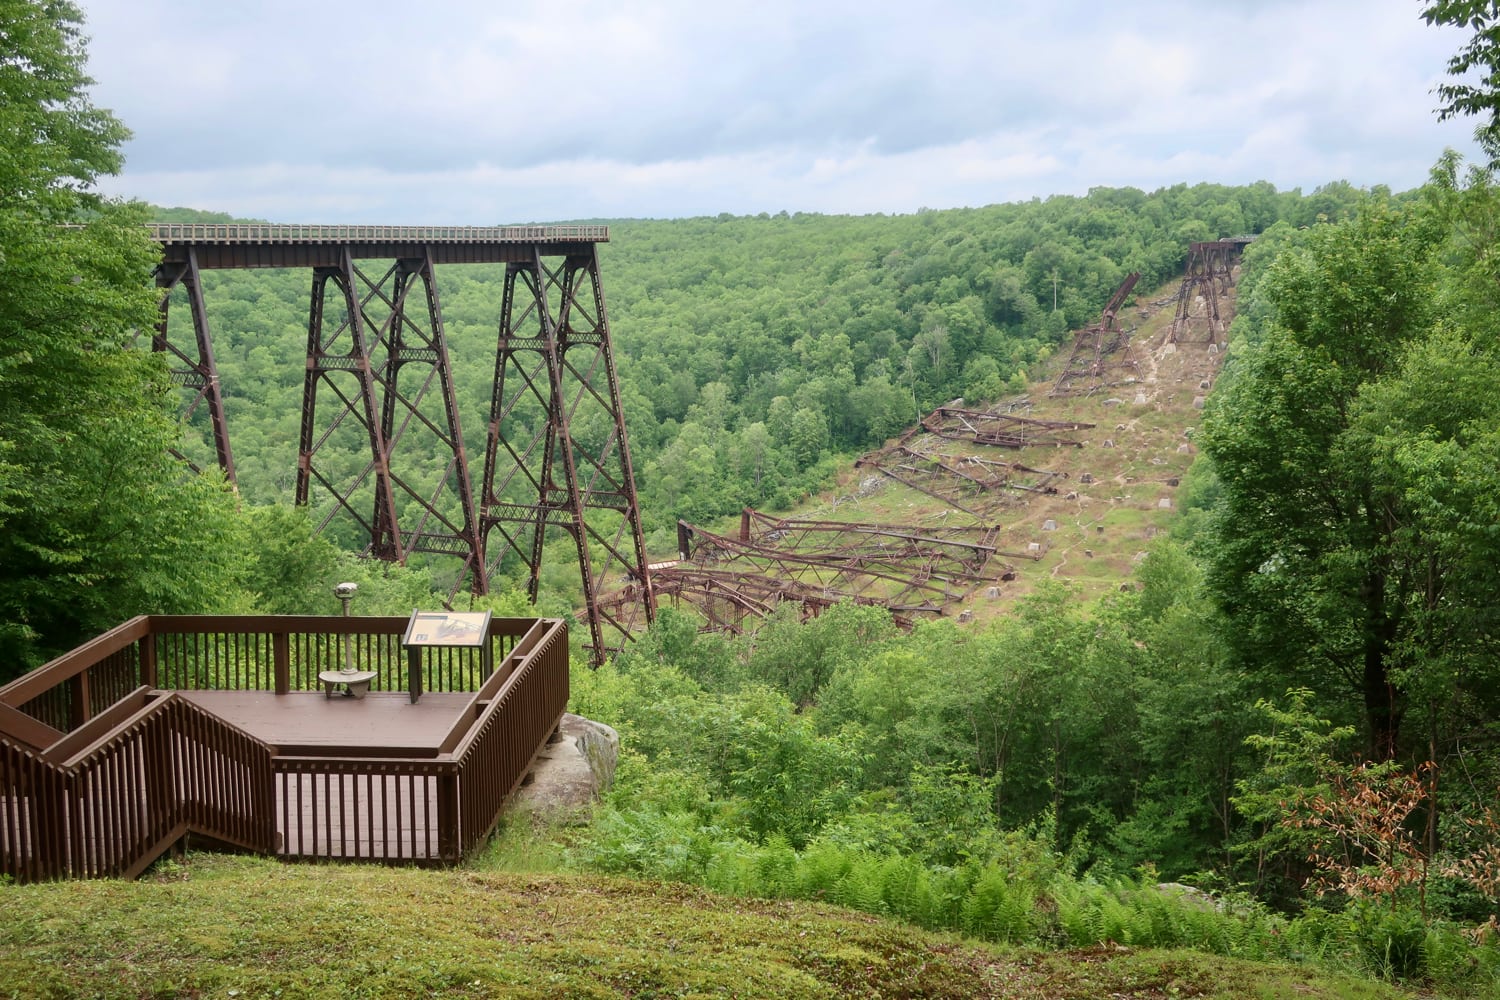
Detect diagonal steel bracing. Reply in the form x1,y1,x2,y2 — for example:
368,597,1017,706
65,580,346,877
854,443,1065,520
595,509,1008,637
1050,272,1142,398
293,248,485,594
153,248,236,482
921,406,1095,449
479,246,655,665
634,567,919,636
150,225,644,651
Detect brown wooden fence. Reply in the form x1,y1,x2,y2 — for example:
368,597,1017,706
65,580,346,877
0,615,568,882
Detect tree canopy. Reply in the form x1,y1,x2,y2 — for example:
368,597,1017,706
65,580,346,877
1424,1,1500,151
1201,172,1500,764
0,1,246,675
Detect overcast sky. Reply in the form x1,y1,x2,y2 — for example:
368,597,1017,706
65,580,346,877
76,0,1484,224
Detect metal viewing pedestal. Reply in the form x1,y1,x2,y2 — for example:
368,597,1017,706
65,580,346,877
318,582,378,698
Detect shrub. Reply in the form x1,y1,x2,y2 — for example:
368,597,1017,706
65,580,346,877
1349,904,1428,982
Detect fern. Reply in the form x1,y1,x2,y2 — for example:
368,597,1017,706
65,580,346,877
833,856,886,914
879,856,938,928
799,840,853,900
752,835,800,898
961,866,1034,943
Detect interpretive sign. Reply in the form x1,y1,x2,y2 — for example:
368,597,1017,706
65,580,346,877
402,610,491,647
401,610,493,702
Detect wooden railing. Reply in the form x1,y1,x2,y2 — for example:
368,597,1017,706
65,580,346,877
452,619,570,856
1,694,275,881
0,615,551,730
0,615,568,881
270,619,569,863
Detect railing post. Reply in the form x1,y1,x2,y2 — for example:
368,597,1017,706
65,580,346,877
144,700,174,843
68,671,90,729
274,630,290,695
254,754,277,851
139,632,158,689
407,646,423,704
437,770,459,862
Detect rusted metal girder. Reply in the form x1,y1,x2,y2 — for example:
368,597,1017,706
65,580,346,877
153,247,236,482
478,245,655,666
1050,272,1142,398
734,509,1003,597
595,509,1007,637
1169,241,1241,343
294,247,485,594
634,566,920,635
921,407,1095,449
854,443,1064,521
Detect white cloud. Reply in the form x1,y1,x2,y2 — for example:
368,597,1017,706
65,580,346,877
77,0,1486,221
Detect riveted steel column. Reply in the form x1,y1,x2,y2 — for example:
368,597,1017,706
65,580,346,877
296,247,403,562
479,246,654,665
153,247,236,484
377,252,487,596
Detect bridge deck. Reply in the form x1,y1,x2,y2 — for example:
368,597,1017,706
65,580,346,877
147,223,609,269
146,218,603,265
149,223,607,245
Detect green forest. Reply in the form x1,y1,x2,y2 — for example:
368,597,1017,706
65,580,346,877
151,181,1372,543
9,0,1500,994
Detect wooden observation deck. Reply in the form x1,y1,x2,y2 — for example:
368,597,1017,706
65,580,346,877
0,614,568,882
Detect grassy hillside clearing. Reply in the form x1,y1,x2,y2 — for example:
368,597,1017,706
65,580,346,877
744,273,1226,621
0,854,1417,1000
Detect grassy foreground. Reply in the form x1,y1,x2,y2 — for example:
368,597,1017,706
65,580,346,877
0,854,1418,1000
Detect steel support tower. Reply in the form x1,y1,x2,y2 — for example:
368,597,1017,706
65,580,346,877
479,244,656,665
154,247,236,481
1169,241,1240,343
150,225,654,652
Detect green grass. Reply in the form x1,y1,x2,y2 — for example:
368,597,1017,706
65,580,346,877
0,853,1424,999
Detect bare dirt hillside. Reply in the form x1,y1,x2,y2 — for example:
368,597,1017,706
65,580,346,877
792,272,1234,620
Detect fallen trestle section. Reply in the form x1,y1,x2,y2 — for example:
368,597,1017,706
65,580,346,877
151,226,653,662
596,508,1011,637
854,442,1065,522
921,407,1095,449
1050,272,1141,398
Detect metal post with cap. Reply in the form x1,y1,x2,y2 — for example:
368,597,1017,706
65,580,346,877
319,582,377,697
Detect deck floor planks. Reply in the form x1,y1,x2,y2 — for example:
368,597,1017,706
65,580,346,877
173,690,473,756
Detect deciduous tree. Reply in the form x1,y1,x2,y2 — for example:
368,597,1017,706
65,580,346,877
1200,194,1500,760
0,1,246,674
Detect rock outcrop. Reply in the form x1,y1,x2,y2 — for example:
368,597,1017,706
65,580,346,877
509,713,619,823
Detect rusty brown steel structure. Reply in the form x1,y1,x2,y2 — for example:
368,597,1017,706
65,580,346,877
150,225,651,654
153,247,237,479
0,613,568,882
1050,272,1141,397
921,406,1095,449
597,509,1008,636
479,243,655,665
641,566,921,637
293,244,480,573
854,440,1064,521
1168,240,1248,343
